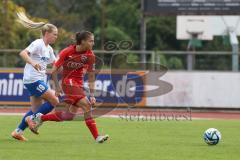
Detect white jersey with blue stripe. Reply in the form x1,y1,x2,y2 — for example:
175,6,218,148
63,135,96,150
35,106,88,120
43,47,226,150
23,39,56,84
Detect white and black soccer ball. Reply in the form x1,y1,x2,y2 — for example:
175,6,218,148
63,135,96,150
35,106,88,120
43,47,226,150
203,128,221,145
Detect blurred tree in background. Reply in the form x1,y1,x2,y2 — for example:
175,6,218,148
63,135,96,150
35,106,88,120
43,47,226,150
6,0,235,51
0,0,72,50
0,0,235,70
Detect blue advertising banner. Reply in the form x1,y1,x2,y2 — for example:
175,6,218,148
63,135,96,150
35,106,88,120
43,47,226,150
0,71,30,105
87,73,145,106
0,69,146,106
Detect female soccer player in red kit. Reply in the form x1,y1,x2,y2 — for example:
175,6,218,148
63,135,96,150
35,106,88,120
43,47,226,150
28,31,109,143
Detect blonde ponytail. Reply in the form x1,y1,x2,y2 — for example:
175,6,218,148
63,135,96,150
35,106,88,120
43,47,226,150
16,11,57,35
16,11,46,29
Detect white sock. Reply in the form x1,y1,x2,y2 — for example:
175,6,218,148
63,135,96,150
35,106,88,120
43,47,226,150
15,128,23,134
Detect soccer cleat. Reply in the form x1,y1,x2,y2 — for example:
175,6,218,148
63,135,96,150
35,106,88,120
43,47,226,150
11,130,28,142
95,134,109,143
33,113,43,130
25,116,39,135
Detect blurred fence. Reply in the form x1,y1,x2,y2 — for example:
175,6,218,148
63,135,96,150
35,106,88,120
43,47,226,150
0,49,235,71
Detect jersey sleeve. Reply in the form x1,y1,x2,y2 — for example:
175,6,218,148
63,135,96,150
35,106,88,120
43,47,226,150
54,47,70,68
49,48,56,64
25,40,40,55
87,53,96,72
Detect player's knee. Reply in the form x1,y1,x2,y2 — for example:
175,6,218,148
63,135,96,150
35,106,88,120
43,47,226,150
82,104,91,113
31,106,38,113
50,98,59,107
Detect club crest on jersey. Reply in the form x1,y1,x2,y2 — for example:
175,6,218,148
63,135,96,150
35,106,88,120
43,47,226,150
81,55,88,63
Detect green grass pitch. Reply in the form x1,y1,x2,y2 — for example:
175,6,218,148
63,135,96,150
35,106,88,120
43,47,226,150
0,116,239,160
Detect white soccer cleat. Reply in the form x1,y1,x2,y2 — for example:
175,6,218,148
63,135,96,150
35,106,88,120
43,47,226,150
25,113,43,134
33,113,43,130
25,115,39,135
95,134,109,143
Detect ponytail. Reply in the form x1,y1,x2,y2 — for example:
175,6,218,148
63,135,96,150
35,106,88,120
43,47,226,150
16,11,57,35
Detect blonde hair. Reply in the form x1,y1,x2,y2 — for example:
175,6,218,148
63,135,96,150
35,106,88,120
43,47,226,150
16,11,57,36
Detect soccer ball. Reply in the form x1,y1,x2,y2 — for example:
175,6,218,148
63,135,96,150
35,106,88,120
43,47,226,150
203,128,221,145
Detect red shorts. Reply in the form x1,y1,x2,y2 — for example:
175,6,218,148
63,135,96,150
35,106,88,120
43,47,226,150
62,78,85,105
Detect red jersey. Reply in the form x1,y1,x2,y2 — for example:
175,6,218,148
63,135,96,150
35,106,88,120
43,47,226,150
54,45,95,81
54,45,95,104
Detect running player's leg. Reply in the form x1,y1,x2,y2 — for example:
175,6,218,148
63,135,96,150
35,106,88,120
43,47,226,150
27,102,76,131
37,102,77,122
11,96,43,141
24,81,58,133
33,89,59,115
75,97,109,143
26,89,60,133
30,96,109,143
19,96,43,130
75,97,98,138
31,96,44,112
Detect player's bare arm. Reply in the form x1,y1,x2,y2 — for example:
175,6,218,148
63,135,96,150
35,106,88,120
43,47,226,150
51,65,63,97
19,50,41,71
88,71,96,105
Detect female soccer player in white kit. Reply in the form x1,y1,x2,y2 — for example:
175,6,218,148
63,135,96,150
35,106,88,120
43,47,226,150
11,12,59,141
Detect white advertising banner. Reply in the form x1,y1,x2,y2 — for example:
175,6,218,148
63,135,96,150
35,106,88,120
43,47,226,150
146,72,240,108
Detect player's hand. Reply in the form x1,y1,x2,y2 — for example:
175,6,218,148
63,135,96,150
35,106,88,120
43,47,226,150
32,62,41,71
55,87,64,97
89,96,96,106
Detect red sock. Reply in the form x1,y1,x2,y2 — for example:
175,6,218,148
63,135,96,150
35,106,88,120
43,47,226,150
85,117,99,139
41,111,75,122
41,111,63,122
